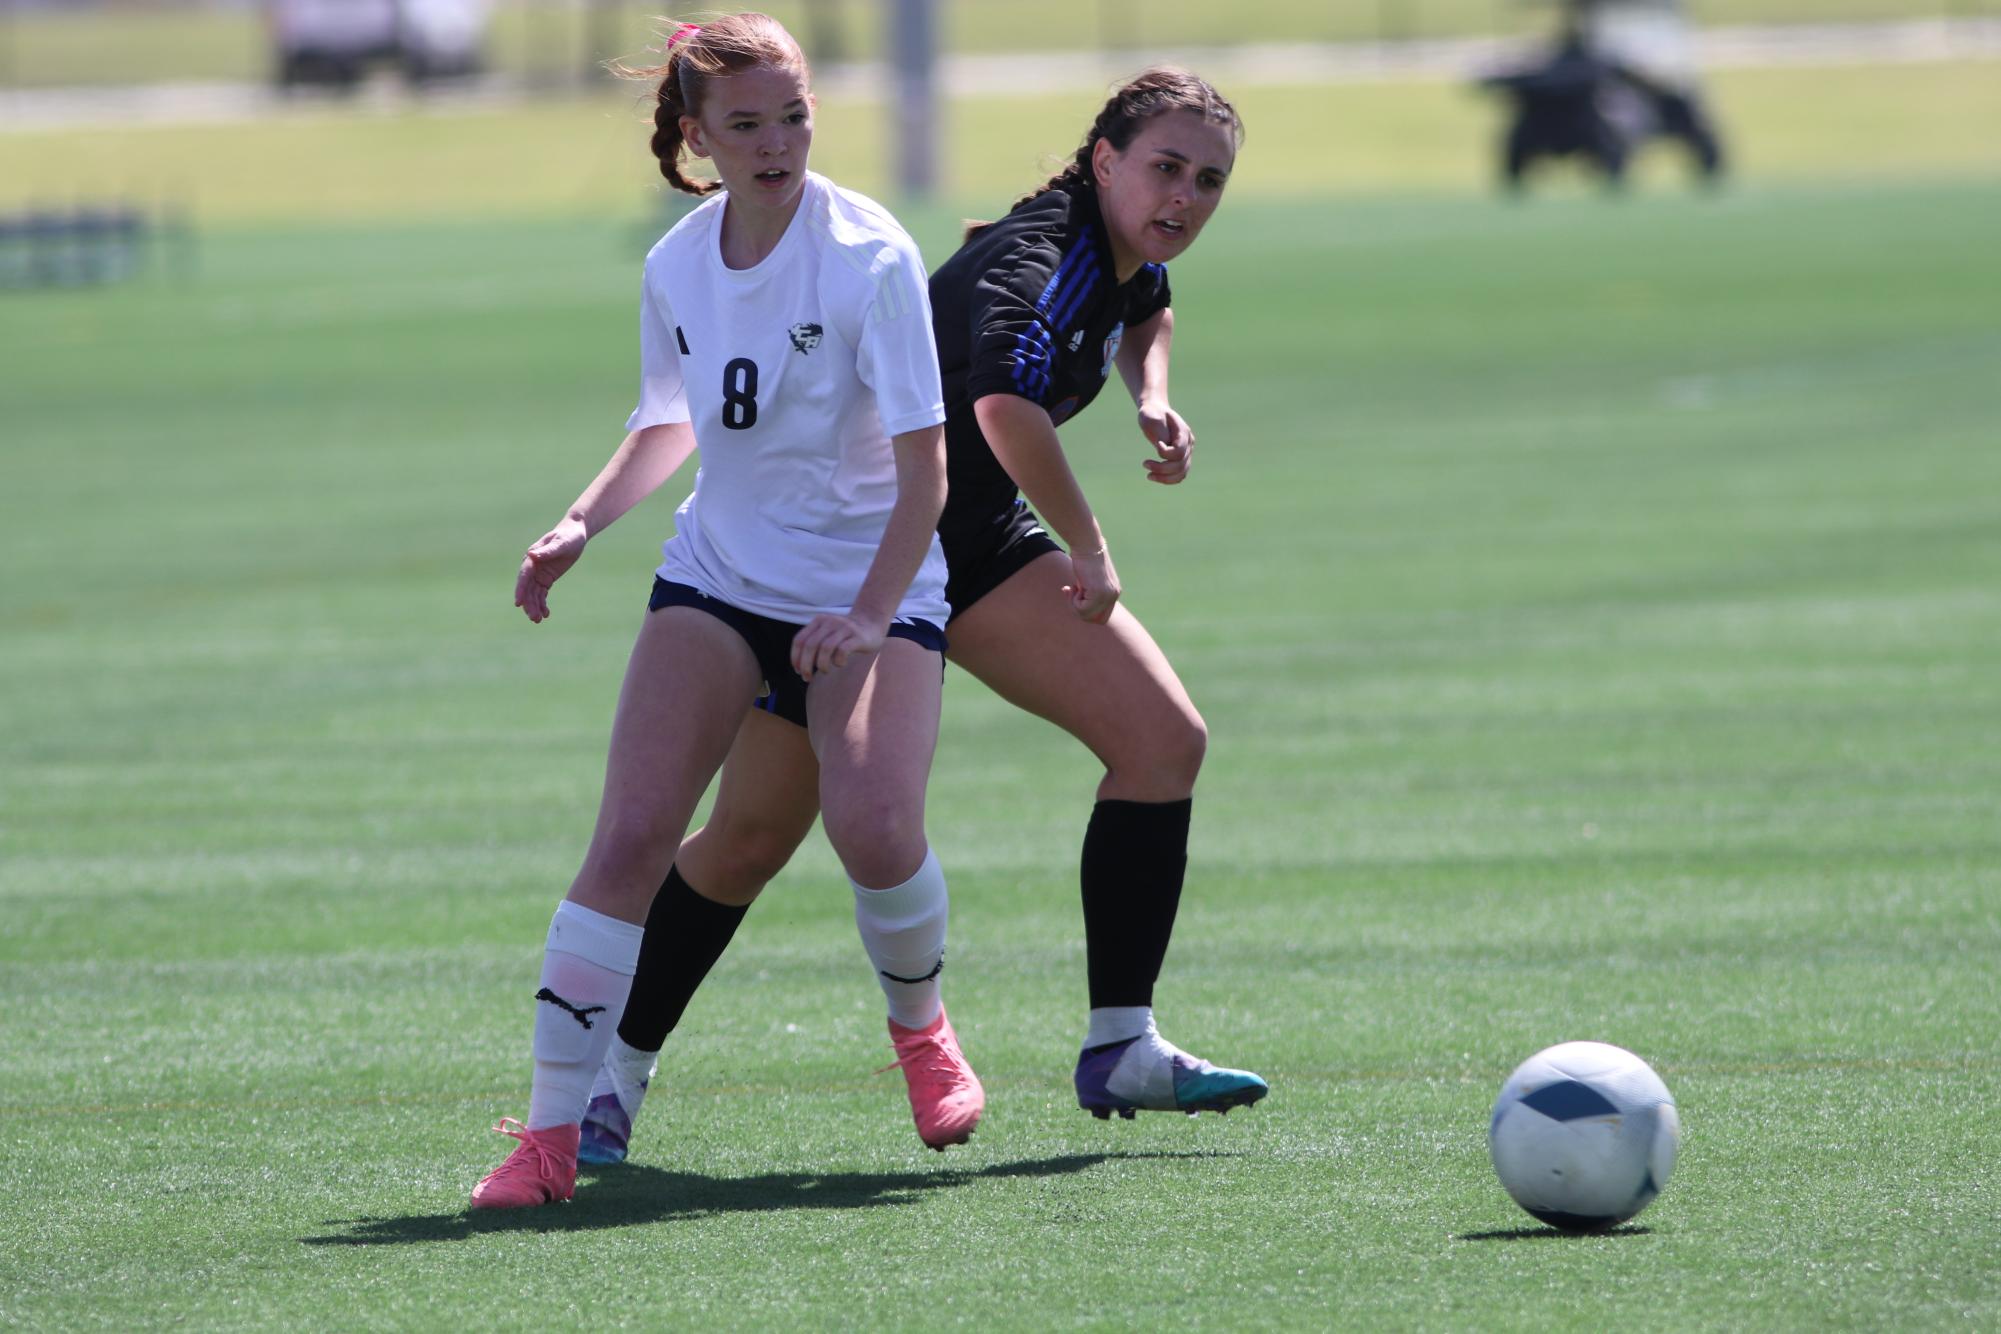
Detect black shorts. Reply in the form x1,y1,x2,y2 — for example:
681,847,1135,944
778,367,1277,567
647,578,946,728
940,500,1063,621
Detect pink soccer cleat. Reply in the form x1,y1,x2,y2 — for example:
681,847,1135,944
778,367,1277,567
470,1118,578,1210
883,1008,985,1150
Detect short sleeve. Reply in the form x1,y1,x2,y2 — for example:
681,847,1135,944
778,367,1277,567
625,273,691,431
854,236,945,437
960,236,1070,407
1125,262,1172,325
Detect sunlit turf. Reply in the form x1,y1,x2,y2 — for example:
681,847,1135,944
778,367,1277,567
2,181,1998,1327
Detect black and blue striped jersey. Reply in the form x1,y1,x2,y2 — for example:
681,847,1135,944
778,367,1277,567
930,183,1173,540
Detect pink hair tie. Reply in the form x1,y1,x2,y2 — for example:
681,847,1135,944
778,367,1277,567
666,23,701,51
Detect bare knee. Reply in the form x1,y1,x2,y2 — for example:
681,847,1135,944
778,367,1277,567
1103,706,1207,800
821,795,927,889
577,813,683,912
709,825,801,893
1172,709,1210,785
682,816,808,906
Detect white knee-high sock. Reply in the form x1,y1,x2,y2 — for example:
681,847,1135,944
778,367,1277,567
525,901,643,1130
852,847,948,1030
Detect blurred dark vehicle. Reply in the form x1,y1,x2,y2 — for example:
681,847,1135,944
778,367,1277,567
1479,0,1726,190
268,0,489,90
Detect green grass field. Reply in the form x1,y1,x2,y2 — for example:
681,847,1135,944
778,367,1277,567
4,77,2000,1331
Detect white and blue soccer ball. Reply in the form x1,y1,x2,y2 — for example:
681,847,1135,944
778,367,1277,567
1488,1041,1679,1231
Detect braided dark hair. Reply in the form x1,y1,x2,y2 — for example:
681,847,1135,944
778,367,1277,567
966,66,1244,241
614,13,811,197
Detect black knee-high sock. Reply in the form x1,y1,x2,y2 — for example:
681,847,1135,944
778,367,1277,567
1079,798,1193,1009
615,865,751,1051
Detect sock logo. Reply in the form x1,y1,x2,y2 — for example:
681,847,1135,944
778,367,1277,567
535,987,607,1030
879,951,945,986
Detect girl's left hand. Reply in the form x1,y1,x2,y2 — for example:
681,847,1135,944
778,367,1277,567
791,610,889,681
515,516,590,623
1139,402,1195,485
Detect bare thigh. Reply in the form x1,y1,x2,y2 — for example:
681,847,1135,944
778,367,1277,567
806,636,943,888
677,708,822,907
567,606,762,923
945,550,1207,803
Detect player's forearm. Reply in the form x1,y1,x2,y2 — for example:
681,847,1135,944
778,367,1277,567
974,394,1104,553
1116,308,1173,407
564,422,697,536
849,425,949,625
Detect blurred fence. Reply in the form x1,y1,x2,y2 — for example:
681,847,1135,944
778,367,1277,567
2,0,1997,90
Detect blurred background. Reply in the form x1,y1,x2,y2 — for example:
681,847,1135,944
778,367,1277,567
2,0,1999,226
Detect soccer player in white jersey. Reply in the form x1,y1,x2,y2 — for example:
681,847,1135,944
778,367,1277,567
471,12,981,1210
577,68,1266,1168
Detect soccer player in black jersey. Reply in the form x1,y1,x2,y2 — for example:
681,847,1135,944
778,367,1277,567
575,68,1266,1161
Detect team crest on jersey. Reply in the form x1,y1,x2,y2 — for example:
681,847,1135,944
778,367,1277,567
788,322,824,354
1100,322,1125,379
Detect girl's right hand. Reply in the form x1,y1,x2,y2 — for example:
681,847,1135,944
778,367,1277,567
515,516,589,623
1062,543,1122,625
789,608,889,682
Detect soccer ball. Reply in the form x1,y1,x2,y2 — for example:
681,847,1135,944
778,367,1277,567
1488,1041,1679,1231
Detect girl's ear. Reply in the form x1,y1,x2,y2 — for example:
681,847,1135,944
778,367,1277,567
681,114,711,160
1091,135,1118,188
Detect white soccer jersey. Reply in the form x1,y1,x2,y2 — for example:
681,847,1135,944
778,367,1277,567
627,172,949,626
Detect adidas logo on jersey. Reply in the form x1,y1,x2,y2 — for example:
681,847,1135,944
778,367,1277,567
788,322,824,354
1068,329,1086,352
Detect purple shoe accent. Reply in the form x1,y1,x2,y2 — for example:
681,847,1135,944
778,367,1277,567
577,1092,633,1165
1073,1036,1141,1114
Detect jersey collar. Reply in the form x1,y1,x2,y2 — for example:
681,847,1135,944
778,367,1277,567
712,172,819,282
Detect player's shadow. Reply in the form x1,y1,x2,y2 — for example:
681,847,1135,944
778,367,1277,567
1456,1224,1652,1241
301,1150,1223,1246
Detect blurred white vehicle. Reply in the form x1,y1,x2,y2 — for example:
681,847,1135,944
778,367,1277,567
1577,0,1700,91
399,0,489,81
269,0,488,89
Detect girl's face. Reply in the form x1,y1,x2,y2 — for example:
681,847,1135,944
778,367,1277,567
1092,110,1236,275
681,64,815,209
